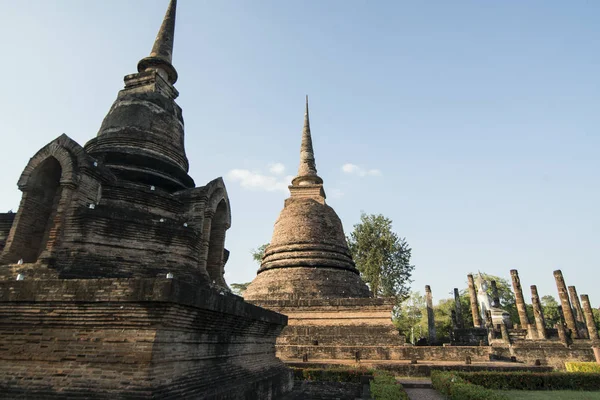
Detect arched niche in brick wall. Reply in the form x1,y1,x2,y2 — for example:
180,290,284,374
1,135,85,265
206,199,228,285
197,178,231,287
2,157,63,263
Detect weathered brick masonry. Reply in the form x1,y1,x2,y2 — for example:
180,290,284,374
244,98,405,360
0,279,291,399
0,1,292,398
0,213,15,252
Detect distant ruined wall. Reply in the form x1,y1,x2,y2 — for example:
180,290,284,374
278,341,595,368
491,341,595,369
0,278,292,399
279,345,492,362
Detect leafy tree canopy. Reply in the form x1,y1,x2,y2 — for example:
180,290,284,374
347,213,414,301
393,291,426,342
230,282,251,296
593,308,600,332
250,243,269,266
541,295,561,328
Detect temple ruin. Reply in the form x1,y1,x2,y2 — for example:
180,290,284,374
449,269,598,367
244,98,407,361
0,1,292,398
0,2,597,396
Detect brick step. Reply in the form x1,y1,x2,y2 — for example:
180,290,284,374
397,381,433,389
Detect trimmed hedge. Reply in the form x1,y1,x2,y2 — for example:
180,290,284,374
566,362,600,373
454,371,600,391
370,372,409,400
292,367,410,400
431,371,508,400
291,367,371,383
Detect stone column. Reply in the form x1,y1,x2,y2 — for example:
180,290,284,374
500,320,511,344
530,285,547,339
568,286,589,339
581,295,599,341
467,274,482,328
425,285,436,344
553,270,579,338
490,280,501,308
485,310,494,343
556,323,570,347
453,288,464,328
510,269,530,330
451,310,458,329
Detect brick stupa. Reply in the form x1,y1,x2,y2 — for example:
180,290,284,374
0,1,292,398
244,98,406,361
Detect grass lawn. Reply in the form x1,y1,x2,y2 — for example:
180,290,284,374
504,391,600,400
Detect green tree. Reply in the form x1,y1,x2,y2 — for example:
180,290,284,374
395,290,467,344
347,213,414,300
250,243,269,265
541,295,561,328
431,298,457,342
393,291,426,343
230,282,251,296
451,290,475,328
593,308,600,332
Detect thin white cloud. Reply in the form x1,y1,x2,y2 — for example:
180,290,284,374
226,166,292,194
268,162,286,175
341,163,382,177
328,188,344,199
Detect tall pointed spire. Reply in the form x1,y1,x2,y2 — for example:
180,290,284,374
137,0,178,84
292,96,323,186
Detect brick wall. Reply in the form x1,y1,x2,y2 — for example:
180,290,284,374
491,341,595,369
250,297,409,362
0,213,15,253
0,278,293,399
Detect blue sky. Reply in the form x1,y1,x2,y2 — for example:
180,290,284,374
1,0,598,305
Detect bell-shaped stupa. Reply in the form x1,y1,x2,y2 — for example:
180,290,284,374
244,97,371,300
245,99,406,362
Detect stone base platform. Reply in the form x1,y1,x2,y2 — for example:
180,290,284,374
286,360,554,377
0,278,293,399
247,297,406,362
283,339,596,371
490,340,596,369
281,345,491,362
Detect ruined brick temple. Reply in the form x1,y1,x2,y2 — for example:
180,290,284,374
459,269,598,366
242,99,598,368
0,1,292,398
244,98,407,361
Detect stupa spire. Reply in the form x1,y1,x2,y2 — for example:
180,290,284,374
137,0,178,84
292,96,323,186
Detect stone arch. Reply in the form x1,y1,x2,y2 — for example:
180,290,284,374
206,199,228,284
198,178,231,287
3,157,62,263
1,135,84,265
17,134,81,190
